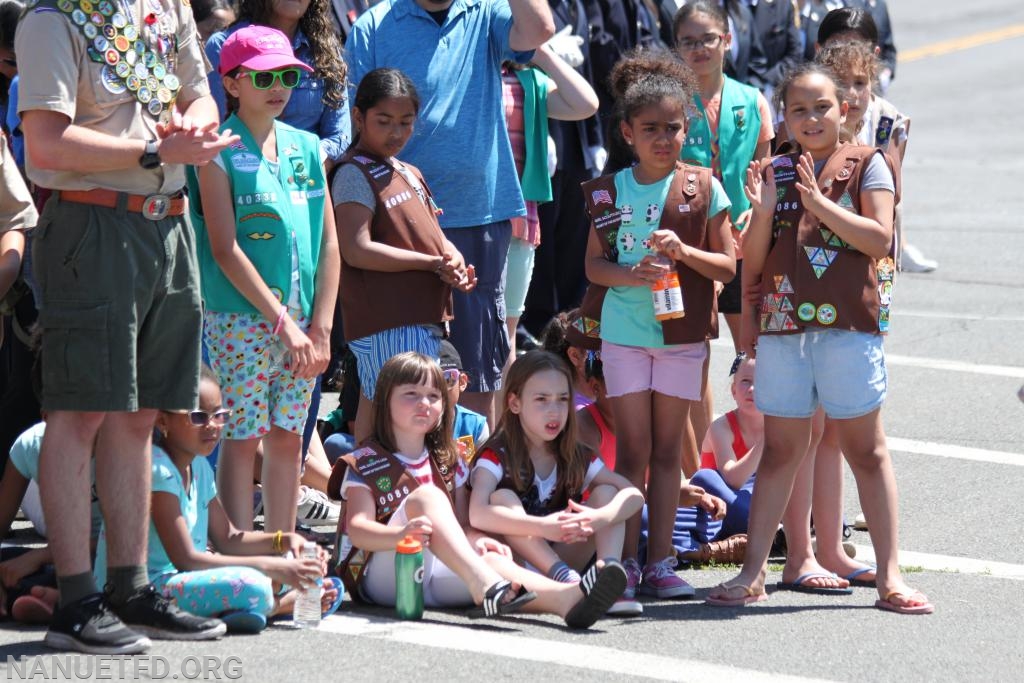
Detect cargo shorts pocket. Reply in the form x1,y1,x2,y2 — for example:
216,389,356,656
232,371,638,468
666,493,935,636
39,301,112,396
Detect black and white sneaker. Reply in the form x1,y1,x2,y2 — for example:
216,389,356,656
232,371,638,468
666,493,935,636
110,585,226,641
44,593,152,655
296,485,341,526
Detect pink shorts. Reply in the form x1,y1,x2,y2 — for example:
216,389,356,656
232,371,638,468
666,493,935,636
600,340,708,400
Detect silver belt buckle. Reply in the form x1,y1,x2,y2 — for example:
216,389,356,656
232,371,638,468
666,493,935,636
142,194,171,220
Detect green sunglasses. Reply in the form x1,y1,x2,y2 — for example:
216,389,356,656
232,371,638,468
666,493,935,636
238,68,303,90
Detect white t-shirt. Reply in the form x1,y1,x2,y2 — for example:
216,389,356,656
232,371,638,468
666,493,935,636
472,448,604,508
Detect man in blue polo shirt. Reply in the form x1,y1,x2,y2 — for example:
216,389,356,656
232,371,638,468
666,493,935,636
345,0,555,425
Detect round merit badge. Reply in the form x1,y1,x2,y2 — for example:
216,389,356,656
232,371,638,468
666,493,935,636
103,24,117,39
84,23,99,39
100,65,127,94
815,304,837,325
797,302,816,322
115,60,131,79
147,98,163,116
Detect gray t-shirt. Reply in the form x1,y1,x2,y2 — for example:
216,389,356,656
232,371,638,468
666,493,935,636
332,160,429,214
813,154,894,194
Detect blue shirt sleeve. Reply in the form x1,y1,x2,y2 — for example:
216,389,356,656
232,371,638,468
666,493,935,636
205,30,230,122
318,91,351,161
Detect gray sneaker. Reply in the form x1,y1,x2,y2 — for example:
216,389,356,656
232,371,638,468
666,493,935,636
111,585,226,641
45,593,152,655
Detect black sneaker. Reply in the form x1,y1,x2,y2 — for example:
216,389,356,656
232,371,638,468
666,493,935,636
109,585,227,641
45,593,152,655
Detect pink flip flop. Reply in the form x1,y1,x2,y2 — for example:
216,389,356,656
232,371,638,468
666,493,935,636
705,583,768,607
875,591,934,615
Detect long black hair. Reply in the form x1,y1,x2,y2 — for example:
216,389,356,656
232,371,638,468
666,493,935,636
349,68,420,151
817,7,879,47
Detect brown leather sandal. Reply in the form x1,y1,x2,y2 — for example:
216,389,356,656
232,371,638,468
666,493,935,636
679,533,748,565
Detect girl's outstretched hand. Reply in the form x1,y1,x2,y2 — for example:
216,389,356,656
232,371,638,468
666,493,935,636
794,152,825,211
743,160,776,215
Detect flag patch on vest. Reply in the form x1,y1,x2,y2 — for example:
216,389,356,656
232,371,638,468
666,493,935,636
592,189,613,206
804,246,838,278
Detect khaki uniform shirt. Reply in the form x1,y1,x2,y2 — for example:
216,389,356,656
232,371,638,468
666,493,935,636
15,0,211,194
0,134,38,233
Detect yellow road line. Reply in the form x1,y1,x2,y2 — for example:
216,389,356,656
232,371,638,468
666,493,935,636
900,22,1024,63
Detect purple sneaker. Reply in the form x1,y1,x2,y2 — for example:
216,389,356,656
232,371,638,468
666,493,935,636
622,558,642,600
639,557,695,599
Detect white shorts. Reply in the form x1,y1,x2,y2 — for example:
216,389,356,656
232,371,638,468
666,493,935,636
361,496,473,608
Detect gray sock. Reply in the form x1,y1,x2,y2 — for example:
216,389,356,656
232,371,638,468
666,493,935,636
57,571,99,608
547,561,581,584
105,565,149,606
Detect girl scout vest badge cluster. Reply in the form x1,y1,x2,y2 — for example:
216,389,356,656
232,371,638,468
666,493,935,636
34,0,181,118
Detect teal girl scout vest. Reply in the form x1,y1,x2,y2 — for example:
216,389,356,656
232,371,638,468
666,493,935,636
682,77,761,225
190,115,325,317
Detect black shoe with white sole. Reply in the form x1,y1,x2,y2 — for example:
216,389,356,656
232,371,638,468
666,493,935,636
109,585,226,641
45,593,152,655
564,560,628,629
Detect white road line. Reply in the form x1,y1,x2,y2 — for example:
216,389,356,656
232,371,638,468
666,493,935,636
851,545,1024,581
887,437,1023,466
709,338,1024,378
897,309,1024,323
318,615,837,683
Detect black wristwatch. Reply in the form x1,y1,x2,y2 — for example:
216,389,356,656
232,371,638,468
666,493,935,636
139,139,161,169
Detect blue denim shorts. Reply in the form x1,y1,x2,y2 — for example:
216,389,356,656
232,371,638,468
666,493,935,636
754,329,887,419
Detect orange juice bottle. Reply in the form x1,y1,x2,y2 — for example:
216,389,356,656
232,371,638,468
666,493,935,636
650,256,685,321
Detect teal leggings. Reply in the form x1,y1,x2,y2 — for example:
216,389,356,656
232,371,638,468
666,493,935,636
154,566,274,617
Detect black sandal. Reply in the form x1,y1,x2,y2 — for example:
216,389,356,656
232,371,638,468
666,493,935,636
467,580,537,619
565,560,627,629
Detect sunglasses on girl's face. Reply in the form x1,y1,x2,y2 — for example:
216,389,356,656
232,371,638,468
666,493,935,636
442,369,461,388
188,409,232,427
238,68,302,90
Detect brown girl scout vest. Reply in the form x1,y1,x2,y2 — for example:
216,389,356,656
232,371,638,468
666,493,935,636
337,151,453,341
327,441,456,598
758,143,900,335
576,162,718,347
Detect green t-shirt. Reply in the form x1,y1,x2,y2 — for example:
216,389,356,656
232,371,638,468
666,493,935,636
600,167,731,349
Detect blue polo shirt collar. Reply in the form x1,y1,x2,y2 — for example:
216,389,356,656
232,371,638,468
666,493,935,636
392,0,480,23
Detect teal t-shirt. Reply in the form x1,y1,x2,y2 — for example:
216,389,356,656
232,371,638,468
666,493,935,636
94,446,217,586
600,167,731,349
9,422,102,540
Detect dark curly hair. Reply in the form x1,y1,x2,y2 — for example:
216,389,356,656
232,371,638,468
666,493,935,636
237,0,347,109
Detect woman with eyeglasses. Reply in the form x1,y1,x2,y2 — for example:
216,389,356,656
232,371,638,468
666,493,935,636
95,366,343,633
205,0,349,167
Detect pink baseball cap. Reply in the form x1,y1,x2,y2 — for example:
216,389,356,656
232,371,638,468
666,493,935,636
218,25,315,76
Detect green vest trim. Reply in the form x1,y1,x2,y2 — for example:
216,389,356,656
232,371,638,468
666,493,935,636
682,77,761,225
191,115,325,318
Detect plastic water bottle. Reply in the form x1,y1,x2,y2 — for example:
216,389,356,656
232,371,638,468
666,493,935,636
395,536,424,620
293,542,322,629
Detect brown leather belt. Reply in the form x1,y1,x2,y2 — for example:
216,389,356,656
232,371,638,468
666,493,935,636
59,189,186,220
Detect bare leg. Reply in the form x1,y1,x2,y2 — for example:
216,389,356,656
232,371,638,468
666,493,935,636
834,409,926,603
217,438,260,531
814,416,874,579
38,411,105,578
403,486,505,603
610,391,652,561
682,348,712,478
262,426,302,535
780,411,847,589
487,490,562,573
708,415,812,600
300,430,331,494
584,484,627,562
647,393,689,563
94,410,158,568
723,313,741,353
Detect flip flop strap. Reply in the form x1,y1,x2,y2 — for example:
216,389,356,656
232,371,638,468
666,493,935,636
482,580,512,616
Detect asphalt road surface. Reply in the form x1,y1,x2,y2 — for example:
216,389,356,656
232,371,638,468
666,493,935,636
2,0,1023,680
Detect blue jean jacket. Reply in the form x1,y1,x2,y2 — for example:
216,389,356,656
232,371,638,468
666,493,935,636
206,22,350,161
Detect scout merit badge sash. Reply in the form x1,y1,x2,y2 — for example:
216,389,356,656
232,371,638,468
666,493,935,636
43,0,181,119
327,443,456,598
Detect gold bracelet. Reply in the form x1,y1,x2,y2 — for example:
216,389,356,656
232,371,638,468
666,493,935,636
272,530,284,554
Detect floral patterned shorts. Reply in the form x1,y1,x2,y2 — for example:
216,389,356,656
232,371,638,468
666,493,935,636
204,309,315,439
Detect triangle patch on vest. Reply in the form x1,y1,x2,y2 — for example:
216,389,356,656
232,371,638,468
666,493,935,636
760,313,771,332
782,315,799,331
819,228,849,248
777,274,794,293
780,296,794,313
837,191,855,210
804,246,838,278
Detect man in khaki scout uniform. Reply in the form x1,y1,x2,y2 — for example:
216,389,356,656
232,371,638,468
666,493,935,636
16,0,239,654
